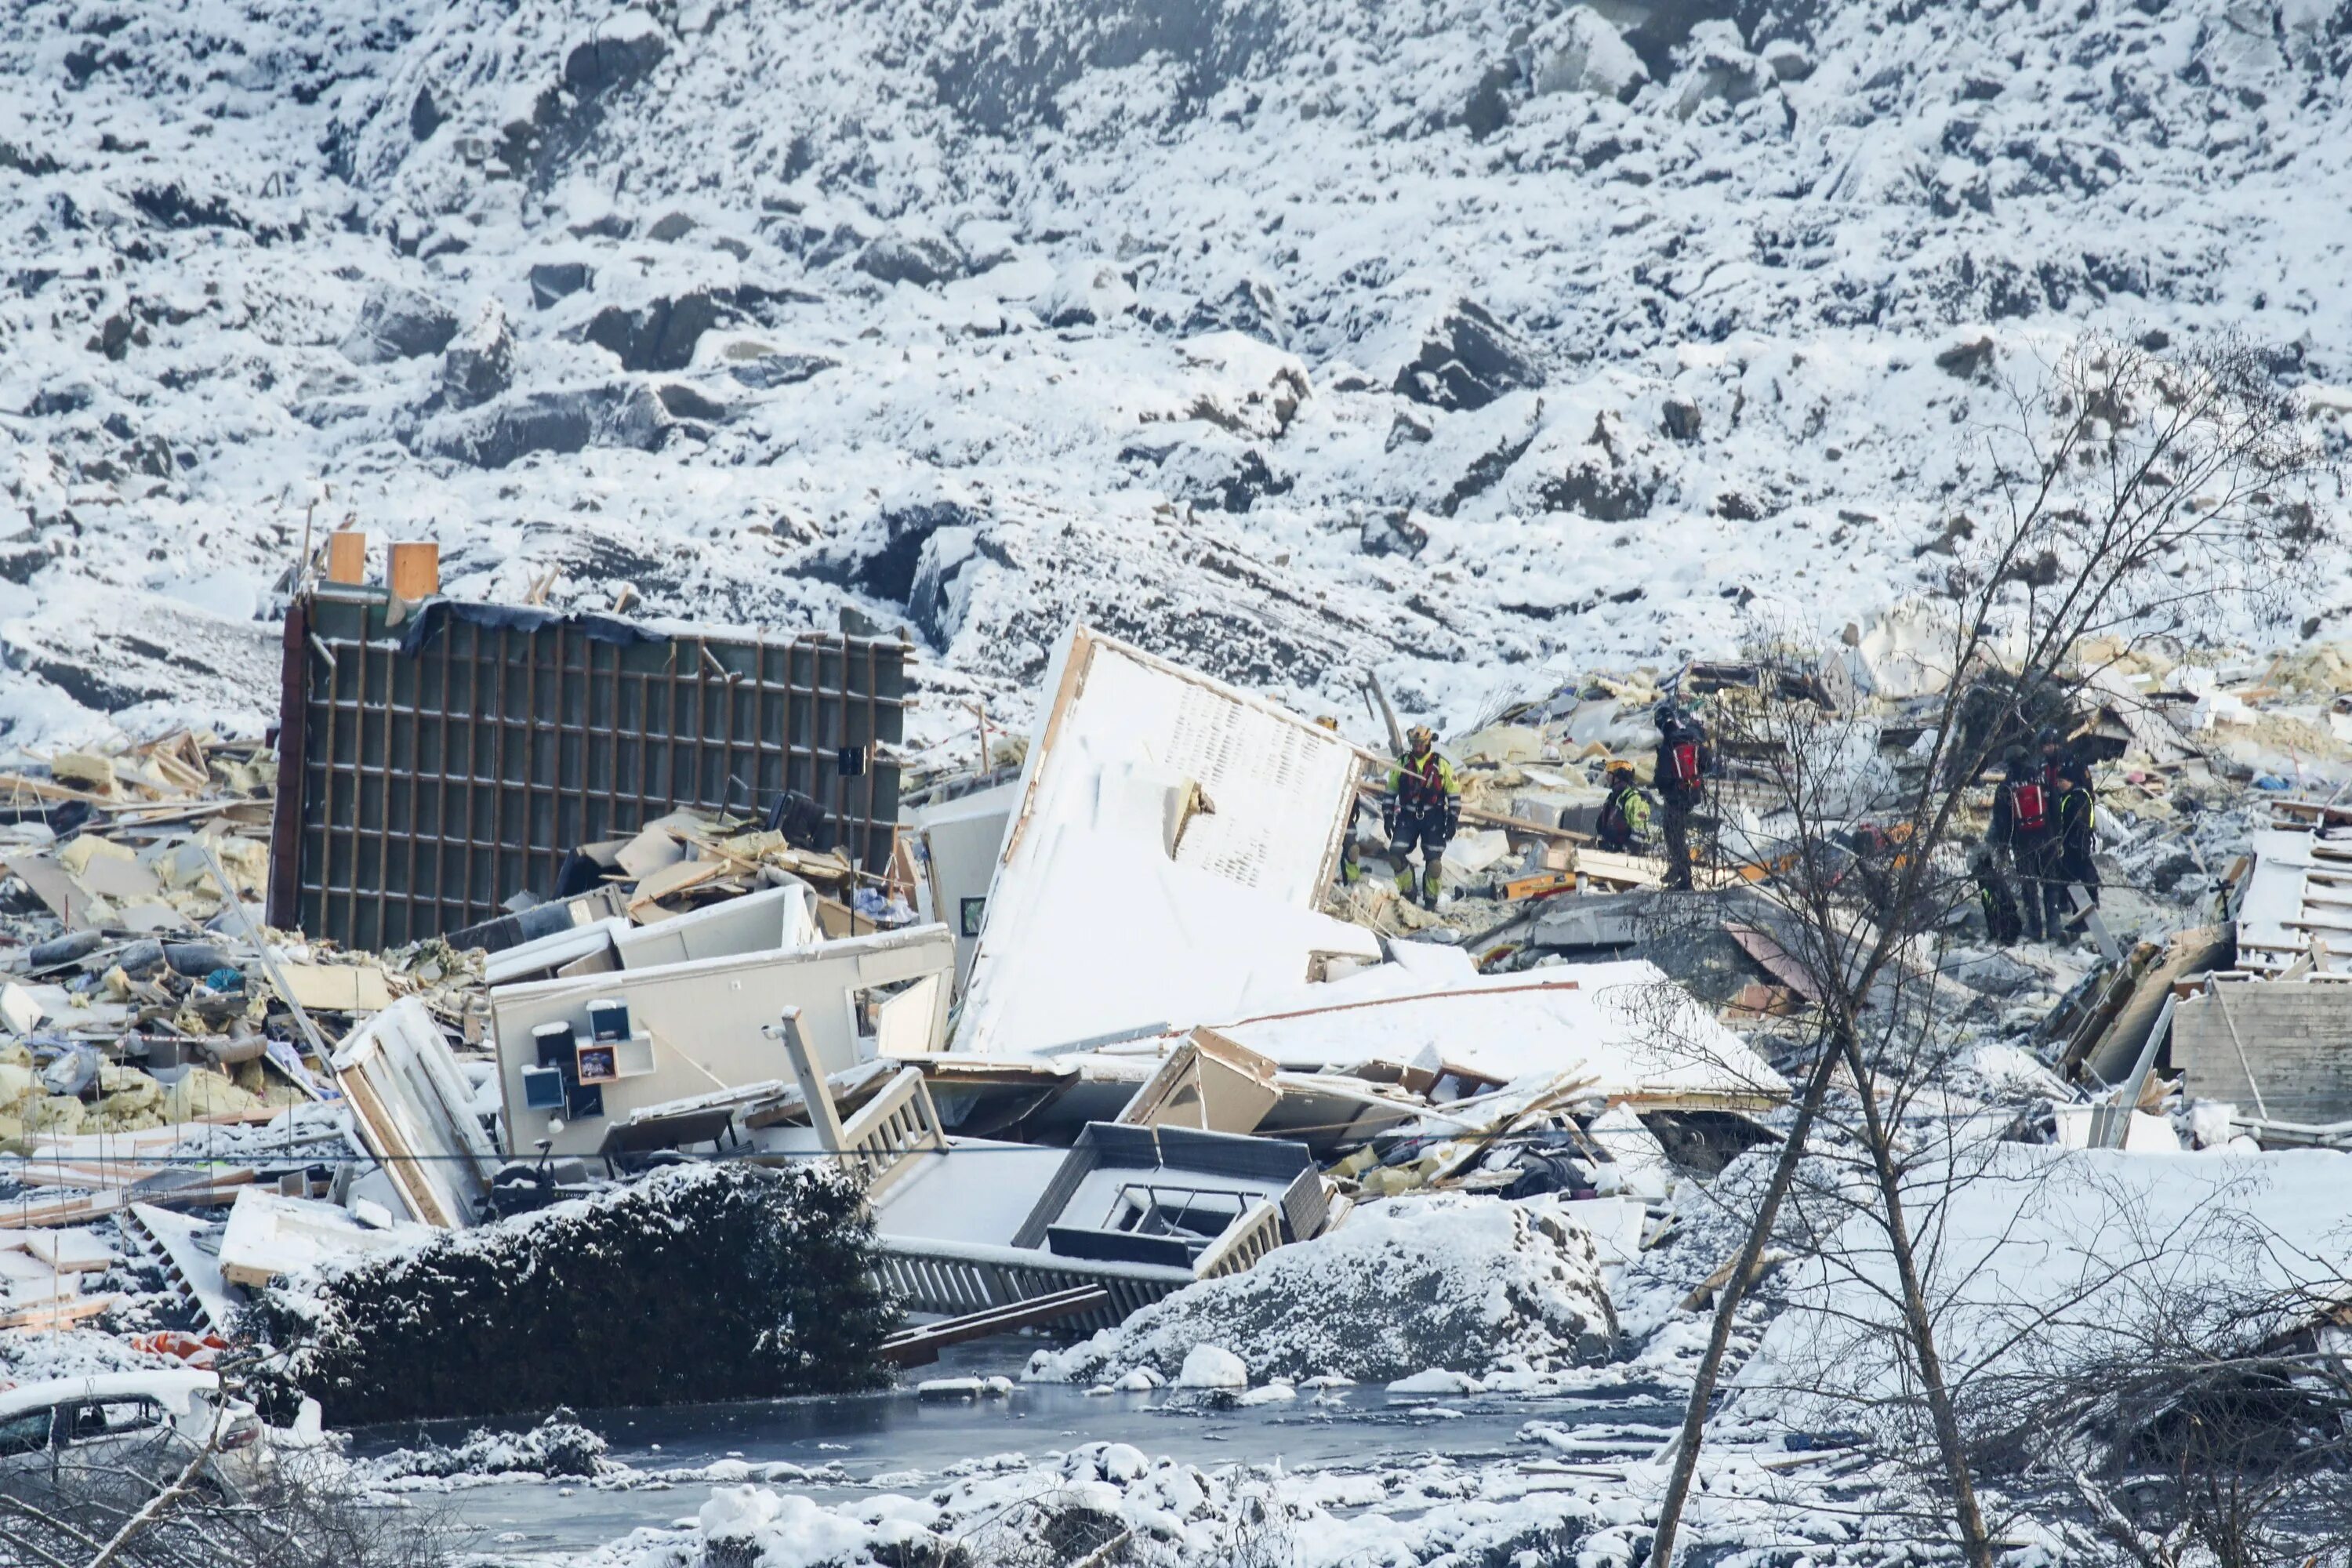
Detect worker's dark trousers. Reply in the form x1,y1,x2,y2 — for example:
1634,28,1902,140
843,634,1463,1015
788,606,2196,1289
1661,800,1694,890
1977,877,2023,946
1389,814,1452,902
2020,844,2068,939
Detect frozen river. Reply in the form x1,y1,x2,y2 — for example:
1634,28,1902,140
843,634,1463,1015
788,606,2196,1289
364,1341,1682,1559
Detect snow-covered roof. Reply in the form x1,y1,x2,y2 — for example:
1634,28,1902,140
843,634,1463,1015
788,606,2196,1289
0,1370,218,1421
1739,1145,2352,1430
1209,958,1790,1109
956,626,1374,1056
2237,829,2352,973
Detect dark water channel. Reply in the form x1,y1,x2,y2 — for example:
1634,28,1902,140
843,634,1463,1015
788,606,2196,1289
354,1341,1682,1560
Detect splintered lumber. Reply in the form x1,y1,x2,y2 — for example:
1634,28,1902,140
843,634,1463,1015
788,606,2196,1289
1726,924,1826,1003
0,1294,117,1331
0,1170,255,1230
332,999,500,1229
1679,1248,1791,1312
878,1286,1112,1367
121,1204,241,1338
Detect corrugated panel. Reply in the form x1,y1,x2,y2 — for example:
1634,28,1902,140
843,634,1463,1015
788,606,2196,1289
269,590,903,950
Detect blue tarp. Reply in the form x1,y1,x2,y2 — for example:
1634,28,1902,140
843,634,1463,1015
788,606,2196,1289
397,598,668,658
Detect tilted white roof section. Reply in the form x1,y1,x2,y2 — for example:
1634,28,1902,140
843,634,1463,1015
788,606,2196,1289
1207,959,1791,1108
958,625,1370,1057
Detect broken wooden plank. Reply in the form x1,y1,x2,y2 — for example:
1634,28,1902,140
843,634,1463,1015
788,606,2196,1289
879,1285,1112,1368
0,1293,116,1331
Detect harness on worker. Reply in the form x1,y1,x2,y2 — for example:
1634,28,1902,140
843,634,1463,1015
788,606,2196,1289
1396,753,1450,815
2009,780,2049,834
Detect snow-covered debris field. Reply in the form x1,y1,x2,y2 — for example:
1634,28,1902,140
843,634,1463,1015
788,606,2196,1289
1026,1194,1619,1388
5,0,2352,749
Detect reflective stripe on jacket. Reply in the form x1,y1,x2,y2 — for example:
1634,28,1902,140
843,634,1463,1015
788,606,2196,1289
1387,751,1461,815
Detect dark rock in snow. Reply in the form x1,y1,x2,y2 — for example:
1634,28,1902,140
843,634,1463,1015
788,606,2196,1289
1359,509,1429,558
907,520,983,646
562,19,670,100
653,381,730,421
417,382,668,468
1386,409,1433,451
528,261,593,310
644,210,696,242
851,501,984,603
1661,396,1702,441
1148,432,1290,514
409,85,444,141
855,233,967,287
1438,404,1543,516
1535,412,1664,521
339,283,459,364
239,1163,894,1426
724,347,839,389
582,289,730,372
1530,7,1650,100
1183,277,1286,344
440,303,515,410
1936,334,1996,381
1393,300,1543,412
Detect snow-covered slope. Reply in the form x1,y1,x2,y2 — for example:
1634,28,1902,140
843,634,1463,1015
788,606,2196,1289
3,0,2350,750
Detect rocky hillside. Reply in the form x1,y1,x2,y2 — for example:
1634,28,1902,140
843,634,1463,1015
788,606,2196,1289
2,0,2349,750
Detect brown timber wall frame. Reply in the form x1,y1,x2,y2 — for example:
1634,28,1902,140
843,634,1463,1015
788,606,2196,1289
267,589,905,950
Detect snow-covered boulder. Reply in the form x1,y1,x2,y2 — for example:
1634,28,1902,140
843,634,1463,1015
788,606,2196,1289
1391,299,1544,412
1530,7,1648,102
1174,1345,1249,1389
339,283,459,365
439,302,514,410
856,231,969,287
1036,257,1136,327
1027,1196,1618,1387
1670,20,1774,120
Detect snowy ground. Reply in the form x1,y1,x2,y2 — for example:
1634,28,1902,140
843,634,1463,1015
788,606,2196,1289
4,0,2351,757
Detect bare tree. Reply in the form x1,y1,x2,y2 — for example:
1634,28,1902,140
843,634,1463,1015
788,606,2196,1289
1644,332,2335,1567
0,1434,460,1568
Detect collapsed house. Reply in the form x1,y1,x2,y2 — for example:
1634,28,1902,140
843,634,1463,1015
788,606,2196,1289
63,568,2352,1406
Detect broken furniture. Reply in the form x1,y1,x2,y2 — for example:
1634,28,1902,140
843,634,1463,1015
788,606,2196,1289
269,587,906,949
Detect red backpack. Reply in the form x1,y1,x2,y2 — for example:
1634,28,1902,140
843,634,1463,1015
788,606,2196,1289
1668,741,1701,785
2009,780,2048,833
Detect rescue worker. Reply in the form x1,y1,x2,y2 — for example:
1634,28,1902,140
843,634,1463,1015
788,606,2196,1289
1991,746,2061,942
1595,760,1652,853
2053,762,2100,931
2034,725,2074,794
1652,703,1710,891
1966,833,2024,946
1383,725,1461,908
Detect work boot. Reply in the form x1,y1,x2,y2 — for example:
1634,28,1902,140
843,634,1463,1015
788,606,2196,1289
1421,869,1443,909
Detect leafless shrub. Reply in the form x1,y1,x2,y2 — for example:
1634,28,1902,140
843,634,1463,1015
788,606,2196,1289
1645,333,2339,1568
